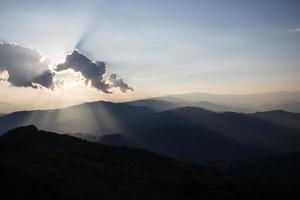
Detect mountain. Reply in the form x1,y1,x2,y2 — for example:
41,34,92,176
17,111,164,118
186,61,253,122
127,99,179,111
100,107,300,163
127,91,300,113
1,126,300,199
157,91,300,112
160,91,300,104
0,101,153,135
100,134,140,147
185,101,252,112
250,110,300,130
218,151,300,199
269,102,300,113
0,125,214,200
1,100,300,164
127,99,251,112
161,108,300,151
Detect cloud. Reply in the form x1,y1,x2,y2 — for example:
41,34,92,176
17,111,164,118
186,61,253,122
55,50,111,93
55,50,133,93
0,42,55,89
0,42,133,93
288,27,300,33
110,74,133,92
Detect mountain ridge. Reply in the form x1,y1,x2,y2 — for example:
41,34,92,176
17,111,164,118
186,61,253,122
1,101,299,164
100,106,300,163
1,125,300,199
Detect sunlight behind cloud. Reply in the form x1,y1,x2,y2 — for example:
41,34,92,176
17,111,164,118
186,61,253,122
0,70,9,81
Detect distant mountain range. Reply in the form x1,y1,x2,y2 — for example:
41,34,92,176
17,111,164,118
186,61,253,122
0,101,152,135
128,91,300,112
266,102,300,113
1,99,299,163
160,91,300,106
1,125,300,199
127,99,252,112
249,110,300,130
2,91,300,114
100,107,300,163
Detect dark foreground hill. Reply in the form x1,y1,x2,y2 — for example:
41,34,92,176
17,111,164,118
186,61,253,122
0,126,220,200
1,126,300,200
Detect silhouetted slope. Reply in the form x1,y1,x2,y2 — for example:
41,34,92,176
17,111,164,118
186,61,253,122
164,108,300,151
128,91,300,113
127,99,251,112
1,126,300,200
266,102,300,113
0,101,153,135
100,134,140,147
0,125,215,200
159,91,300,108
101,107,300,163
220,152,300,198
127,99,178,111
250,110,300,130
1,100,300,164
187,101,252,112
101,108,271,163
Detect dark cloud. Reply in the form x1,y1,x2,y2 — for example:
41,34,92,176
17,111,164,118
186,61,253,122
0,42,133,93
0,42,55,89
55,50,133,93
110,74,133,93
55,50,111,93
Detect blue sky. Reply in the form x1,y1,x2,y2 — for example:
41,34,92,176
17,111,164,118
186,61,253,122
0,0,299,106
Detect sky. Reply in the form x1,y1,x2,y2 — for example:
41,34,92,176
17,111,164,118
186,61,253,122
0,0,300,109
